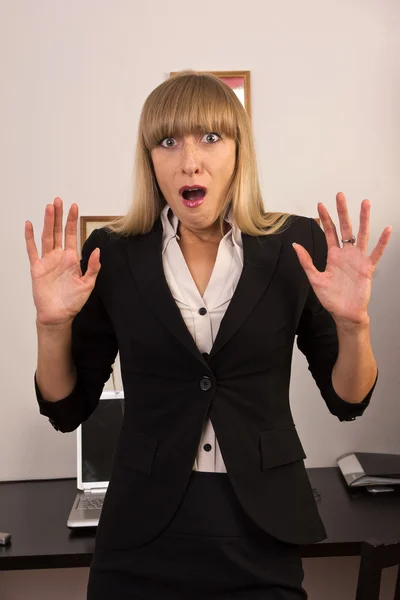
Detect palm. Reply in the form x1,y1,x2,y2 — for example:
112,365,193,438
31,248,83,323
310,245,374,324
293,193,391,328
25,198,101,326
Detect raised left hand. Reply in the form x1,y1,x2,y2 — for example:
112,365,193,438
292,192,392,331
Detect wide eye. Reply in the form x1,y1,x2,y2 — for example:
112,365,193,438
159,132,222,148
202,132,222,143
160,137,177,148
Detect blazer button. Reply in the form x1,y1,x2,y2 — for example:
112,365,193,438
200,376,212,391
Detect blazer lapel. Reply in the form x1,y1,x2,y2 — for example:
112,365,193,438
125,218,204,364
124,217,282,366
209,232,282,359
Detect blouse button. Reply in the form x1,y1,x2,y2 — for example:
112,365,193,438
199,307,207,315
203,444,212,452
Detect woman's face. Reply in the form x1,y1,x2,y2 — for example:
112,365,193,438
150,132,236,236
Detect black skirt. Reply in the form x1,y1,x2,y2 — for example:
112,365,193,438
87,471,308,600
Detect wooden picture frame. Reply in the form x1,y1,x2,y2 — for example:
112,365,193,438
80,216,118,251
170,70,251,119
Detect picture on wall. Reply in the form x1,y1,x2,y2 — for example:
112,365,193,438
80,216,118,251
170,70,251,118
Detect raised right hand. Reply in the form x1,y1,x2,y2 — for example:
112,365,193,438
25,197,101,327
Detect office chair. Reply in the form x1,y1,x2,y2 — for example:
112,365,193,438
355,536,400,600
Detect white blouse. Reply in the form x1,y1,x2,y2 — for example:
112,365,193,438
160,202,244,472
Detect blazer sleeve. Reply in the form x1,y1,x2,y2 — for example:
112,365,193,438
295,218,378,422
34,228,119,433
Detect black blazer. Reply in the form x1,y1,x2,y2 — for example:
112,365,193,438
35,214,376,550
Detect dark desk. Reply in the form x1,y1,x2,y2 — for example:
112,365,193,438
1,467,399,571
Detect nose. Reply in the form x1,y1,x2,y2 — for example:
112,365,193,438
180,140,200,175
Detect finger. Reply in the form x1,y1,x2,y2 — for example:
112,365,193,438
369,226,392,266
25,221,39,266
64,203,79,252
317,202,340,248
81,248,101,285
41,204,55,258
336,192,353,243
356,199,370,253
53,197,63,249
292,242,323,286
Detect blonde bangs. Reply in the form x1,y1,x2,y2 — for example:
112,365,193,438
141,72,239,149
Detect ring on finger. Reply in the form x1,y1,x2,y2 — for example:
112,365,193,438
341,234,356,245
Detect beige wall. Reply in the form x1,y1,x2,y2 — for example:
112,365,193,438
1,0,399,597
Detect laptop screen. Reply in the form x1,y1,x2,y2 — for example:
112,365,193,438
79,392,124,486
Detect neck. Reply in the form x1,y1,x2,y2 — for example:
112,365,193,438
178,220,231,244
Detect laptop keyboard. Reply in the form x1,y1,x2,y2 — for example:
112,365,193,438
78,495,105,510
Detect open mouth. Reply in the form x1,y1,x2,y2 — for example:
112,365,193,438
179,185,207,201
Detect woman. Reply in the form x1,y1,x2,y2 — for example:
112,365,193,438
25,71,391,599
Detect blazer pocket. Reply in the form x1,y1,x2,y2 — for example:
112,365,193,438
117,430,158,474
259,425,306,470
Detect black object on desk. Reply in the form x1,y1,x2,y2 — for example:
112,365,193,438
337,451,400,489
0,467,400,570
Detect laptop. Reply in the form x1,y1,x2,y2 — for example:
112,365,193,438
67,390,124,528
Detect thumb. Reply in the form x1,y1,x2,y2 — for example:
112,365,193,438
81,247,101,286
292,243,318,282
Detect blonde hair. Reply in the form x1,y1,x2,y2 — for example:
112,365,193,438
107,70,294,237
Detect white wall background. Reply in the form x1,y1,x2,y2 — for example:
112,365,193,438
1,0,399,598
